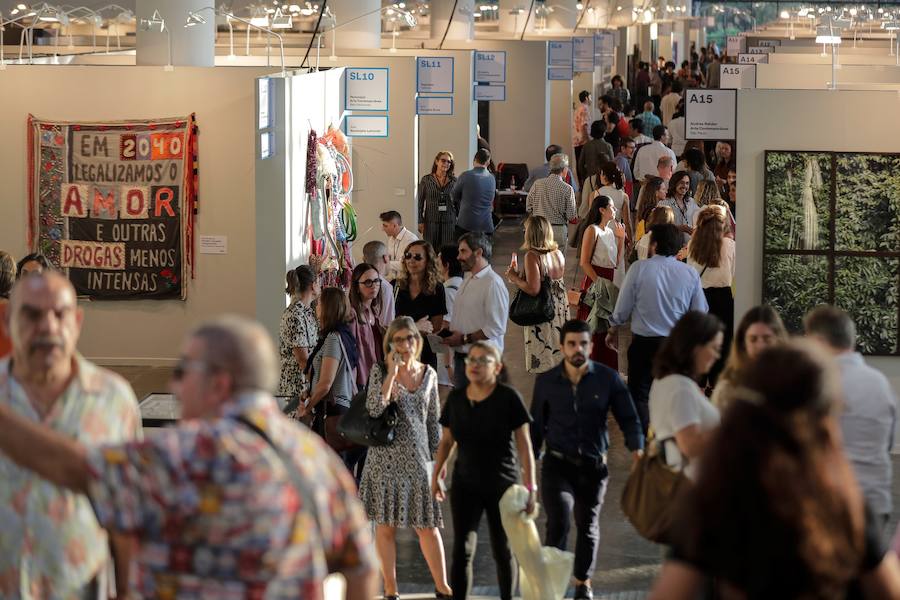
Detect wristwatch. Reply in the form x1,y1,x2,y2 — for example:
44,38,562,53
463,333,471,345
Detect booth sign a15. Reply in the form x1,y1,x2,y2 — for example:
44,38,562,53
688,93,714,104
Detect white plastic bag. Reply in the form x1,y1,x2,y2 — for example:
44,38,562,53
499,484,574,600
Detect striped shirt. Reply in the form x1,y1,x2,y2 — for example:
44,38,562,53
526,174,576,225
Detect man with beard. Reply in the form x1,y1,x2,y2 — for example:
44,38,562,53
0,272,141,598
530,319,644,600
442,232,509,388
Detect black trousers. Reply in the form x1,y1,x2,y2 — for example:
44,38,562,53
627,334,665,435
703,286,734,389
573,144,585,183
542,454,609,583
453,352,469,389
449,478,516,600
454,226,493,242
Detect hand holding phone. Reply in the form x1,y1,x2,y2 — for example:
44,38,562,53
510,253,518,270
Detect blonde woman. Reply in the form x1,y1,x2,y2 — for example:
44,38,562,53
687,206,735,389
693,179,735,236
418,151,458,250
360,316,451,600
505,216,569,373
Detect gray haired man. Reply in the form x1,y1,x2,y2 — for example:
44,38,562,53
525,153,577,247
805,305,898,525
0,311,378,599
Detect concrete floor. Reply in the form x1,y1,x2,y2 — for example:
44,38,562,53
111,217,900,599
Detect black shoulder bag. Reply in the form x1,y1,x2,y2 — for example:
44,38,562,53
337,364,399,447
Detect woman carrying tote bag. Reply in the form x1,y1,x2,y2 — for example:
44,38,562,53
505,216,569,374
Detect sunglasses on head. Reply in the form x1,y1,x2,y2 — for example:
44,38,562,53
404,252,425,261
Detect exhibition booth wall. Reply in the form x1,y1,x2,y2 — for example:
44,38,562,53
735,88,900,395
755,63,900,88
0,65,275,364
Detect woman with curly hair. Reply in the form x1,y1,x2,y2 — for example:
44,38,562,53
394,240,447,370
650,340,900,600
687,206,735,388
710,305,787,411
692,179,735,237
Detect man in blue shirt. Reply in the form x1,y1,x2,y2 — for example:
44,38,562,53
606,223,708,433
453,148,497,239
523,144,579,197
532,320,644,600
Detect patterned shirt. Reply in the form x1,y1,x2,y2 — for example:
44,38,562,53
85,391,376,599
278,299,318,397
0,356,142,600
573,103,590,147
526,174,577,225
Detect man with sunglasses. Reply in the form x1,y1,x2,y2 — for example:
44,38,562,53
0,303,378,599
0,272,141,599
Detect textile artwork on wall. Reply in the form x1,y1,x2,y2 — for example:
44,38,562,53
763,150,900,355
27,115,198,300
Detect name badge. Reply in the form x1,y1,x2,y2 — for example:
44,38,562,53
439,205,448,212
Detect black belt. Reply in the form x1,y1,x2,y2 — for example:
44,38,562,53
547,448,607,468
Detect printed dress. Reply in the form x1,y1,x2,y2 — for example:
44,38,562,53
359,365,443,528
524,277,569,374
277,299,318,397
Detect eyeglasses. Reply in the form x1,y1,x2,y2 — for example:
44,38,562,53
172,359,211,381
392,333,417,345
404,252,425,261
464,356,497,366
358,278,381,288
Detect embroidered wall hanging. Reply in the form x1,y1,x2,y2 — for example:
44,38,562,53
27,115,198,300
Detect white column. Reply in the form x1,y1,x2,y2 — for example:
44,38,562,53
547,0,578,30
330,0,381,50
136,0,214,67
431,0,474,42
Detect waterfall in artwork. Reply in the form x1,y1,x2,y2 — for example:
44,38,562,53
801,157,823,250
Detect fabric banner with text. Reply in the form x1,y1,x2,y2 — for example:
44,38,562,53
28,115,198,300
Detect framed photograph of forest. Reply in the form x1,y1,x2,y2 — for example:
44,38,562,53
762,150,900,356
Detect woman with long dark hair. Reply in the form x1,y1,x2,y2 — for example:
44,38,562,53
711,305,787,411
418,151,458,250
649,311,723,481
650,341,900,599
657,170,697,247
394,240,447,371
348,262,386,389
687,206,735,389
633,176,667,243
578,195,625,369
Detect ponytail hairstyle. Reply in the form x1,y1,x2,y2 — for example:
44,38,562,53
599,161,624,190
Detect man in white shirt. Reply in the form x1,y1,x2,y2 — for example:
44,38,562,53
668,109,687,158
660,81,683,125
633,125,677,182
380,210,419,280
362,240,396,328
442,232,510,388
804,306,897,524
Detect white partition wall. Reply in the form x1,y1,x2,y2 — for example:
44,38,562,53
0,65,275,364
735,88,900,395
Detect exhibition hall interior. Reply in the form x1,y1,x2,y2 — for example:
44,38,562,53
1,0,900,598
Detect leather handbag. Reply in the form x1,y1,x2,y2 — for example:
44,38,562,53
620,438,689,544
509,276,555,326
337,365,399,447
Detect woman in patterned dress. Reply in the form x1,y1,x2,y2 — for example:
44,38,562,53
277,265,319,413
359,316,452,600
417,151,458,251
505,216,569,374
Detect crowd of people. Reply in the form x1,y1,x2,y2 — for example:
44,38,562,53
0,46,897,600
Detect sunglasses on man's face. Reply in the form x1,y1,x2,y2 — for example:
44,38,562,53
404,252,425,261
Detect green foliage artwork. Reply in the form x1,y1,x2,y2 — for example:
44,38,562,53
763,151,900,355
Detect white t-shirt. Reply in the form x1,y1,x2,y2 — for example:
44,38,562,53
687,237,735,289
649,374,720,480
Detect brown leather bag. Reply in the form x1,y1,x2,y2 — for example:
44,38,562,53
620,437,689,544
